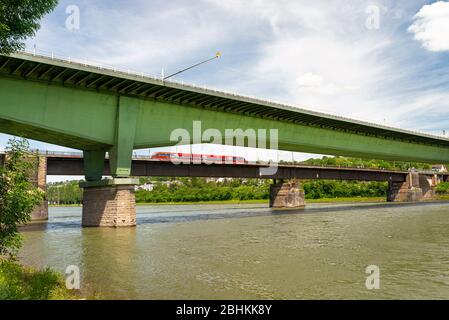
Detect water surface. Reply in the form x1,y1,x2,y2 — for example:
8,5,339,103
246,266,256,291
19,202,449,299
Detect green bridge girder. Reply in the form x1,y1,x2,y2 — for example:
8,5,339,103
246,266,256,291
1,52,449,181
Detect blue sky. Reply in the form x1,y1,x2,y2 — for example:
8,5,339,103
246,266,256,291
1,0,449,178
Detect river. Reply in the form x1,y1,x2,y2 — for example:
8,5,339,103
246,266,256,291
18,201,449,299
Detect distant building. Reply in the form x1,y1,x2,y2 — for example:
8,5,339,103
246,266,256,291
431,164,448,173
135,183,154,191
135,180,183,191
205,177,231,183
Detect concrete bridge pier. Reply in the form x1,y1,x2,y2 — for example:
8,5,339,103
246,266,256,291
79,96,140,228
269,180,306,209
80,178,138,228
80,148,139,227
387,172,439,202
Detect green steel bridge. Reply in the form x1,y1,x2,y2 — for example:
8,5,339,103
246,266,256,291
1,51,448,226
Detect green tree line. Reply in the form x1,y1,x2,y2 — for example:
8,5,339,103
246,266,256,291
47,180,83,205
47,178,390,204
299,156,433,171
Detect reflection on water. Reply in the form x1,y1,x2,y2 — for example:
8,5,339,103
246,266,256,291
18,202,449,299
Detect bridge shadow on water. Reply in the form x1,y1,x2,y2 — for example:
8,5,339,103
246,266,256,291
20,200,449,232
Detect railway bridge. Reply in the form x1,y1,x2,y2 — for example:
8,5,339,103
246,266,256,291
1,151,447,222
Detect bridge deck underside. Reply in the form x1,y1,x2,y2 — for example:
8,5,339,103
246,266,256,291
1,53,449,165
1,53,448,148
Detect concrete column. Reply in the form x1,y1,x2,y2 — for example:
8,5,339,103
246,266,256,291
269,180,305,209
80,178,139,227
30,156,48,221
387,172,425,202
420,174,437,200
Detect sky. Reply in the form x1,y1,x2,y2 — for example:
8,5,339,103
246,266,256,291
1,0,449,180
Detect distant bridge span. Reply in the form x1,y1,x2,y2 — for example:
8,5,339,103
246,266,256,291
42,153,412,182
2,151,447,223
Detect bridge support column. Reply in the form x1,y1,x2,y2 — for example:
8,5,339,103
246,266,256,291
80,178,139,227
30,156,48,221
80,97,141,227
387,172,439,202
421,174,438,200
269,180,305,209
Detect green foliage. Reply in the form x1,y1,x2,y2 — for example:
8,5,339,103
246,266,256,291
134,177,387,203
302,180,387,199
301,156,432,171
135,178,271,203
0,138,44,258
47,176,389,205
0,258,75,300
0,0,58,54
435,182,449,194
47,180,83,205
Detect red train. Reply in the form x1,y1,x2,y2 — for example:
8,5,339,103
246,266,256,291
151,152,247,164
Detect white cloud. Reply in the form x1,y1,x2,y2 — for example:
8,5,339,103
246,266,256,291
296,72,341,95
296,72,323,88
18,0,449,142
408,1,449,52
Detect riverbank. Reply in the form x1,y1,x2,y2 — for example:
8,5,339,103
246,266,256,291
135,197,387,205
0,259,81,300
49,195,449,207
49,197,387,207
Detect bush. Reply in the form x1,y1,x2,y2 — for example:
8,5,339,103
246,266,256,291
436,182,449,194
0,138,44,258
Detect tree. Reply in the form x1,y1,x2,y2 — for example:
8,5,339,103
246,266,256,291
0,0,58,54
0,138,44,258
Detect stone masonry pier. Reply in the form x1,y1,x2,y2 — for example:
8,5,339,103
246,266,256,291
269,180,306,209
80,178,139,227
387,172,441,202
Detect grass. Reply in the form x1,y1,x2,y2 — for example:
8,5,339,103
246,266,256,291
436,194,449,201
0,258,82,300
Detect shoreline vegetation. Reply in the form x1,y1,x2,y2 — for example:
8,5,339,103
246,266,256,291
0,259,82,300
47,196,449,207
0,139,93,300
49,197,387,207
137,197,388,205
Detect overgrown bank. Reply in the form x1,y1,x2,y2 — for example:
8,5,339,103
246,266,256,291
0,259,79,300
0,138,86,300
